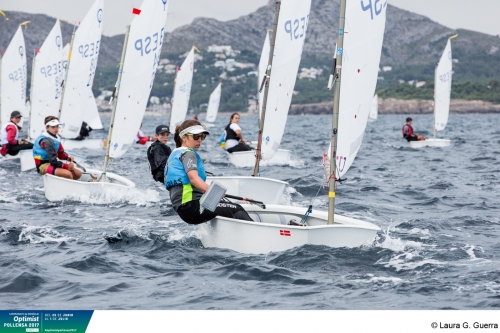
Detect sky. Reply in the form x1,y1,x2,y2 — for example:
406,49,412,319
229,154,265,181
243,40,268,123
0,0,499,37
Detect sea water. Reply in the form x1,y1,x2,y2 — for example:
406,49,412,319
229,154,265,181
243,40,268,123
0,113,499,309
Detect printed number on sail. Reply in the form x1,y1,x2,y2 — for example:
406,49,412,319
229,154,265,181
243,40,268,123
361,0,387,20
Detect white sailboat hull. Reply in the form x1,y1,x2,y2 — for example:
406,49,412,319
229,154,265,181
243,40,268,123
44,168,135,201
20,150,35,172
228,149,291,168
200,204,380,254
61,138,106,150
0,150,36,171
409,138,450,148
206,176,288,204
204,123,215,128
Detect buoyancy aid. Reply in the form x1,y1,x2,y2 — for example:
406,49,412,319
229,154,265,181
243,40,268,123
164,147,207,203
0,122,19,145
224,123,239,142
402,124,414,138
33,131,61,163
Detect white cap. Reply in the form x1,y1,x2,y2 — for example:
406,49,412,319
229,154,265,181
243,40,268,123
179,125,210,137
45,119,60,127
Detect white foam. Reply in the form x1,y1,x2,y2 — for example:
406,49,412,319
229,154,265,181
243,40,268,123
65,187,160,206
17,225,75,244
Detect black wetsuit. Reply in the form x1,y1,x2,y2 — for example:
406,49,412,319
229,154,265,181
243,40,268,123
74,122,93,141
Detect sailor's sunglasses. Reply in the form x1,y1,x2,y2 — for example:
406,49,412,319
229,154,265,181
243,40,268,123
186,133,207,141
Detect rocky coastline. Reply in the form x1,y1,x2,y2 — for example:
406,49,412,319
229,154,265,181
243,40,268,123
290,98,500,115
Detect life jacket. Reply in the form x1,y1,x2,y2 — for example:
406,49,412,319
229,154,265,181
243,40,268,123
33,131,61,163
402,124,414,138
0,122,19,145
224,123,239,141
164,147,207,204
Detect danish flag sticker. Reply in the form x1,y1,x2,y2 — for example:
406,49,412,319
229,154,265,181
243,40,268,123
280,230,291,237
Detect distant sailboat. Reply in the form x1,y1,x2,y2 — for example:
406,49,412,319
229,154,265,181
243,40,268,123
409,35,456,148
0,25,28,165
44,0,169,201
367,94,378,122
204,82,221,128
169,47,195,131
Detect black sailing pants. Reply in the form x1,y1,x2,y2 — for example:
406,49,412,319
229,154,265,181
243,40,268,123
177,199,253,225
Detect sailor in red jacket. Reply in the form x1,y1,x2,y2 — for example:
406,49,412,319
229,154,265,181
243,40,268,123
135,123,153,145
0,111,34,156
402,117,426,142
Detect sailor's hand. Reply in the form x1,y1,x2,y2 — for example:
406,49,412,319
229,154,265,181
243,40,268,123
67,156,75,162
67,163,75,171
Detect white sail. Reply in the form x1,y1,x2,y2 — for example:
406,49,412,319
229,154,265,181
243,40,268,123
83,95,103,129
257,31,270,119
434,39,453,132
260,0,311,160
1,26,27,127
59,0,104,138
29,20,64,139
205,82,221,123
169,47,195,130
369,94,378,120
333,0,387,178
108,0,169,159
61,43,102,130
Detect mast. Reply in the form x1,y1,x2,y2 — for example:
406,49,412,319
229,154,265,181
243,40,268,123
328,0,347,225
58,28,76,119
27,54,36,141
102,25,131,179
433,65,437,139
253,0,281,177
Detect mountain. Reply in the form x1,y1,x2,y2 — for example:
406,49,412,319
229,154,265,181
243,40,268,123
2,1,499,70
0,11,123,67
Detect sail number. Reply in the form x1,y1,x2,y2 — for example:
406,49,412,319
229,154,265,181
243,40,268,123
78,41,100,58
39,61,64,78
439,71,452,83
7,64,27,100
284,16,309,41
134,28,165,56
361,0,387,20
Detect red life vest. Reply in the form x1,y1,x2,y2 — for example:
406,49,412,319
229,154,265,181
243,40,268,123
402,124,414,137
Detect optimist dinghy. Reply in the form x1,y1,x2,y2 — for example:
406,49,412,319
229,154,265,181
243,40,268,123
208,7,315,202
200,0,386,254
44,0,169,201
409,35,457,148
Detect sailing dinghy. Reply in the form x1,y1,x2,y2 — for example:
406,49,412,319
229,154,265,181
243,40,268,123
226,31,291,168
409,36,456,148
204,82,221,128
56,0,106,151
200,0,385,254
0,25,28,166
44,0,169,201
368,94,378,122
